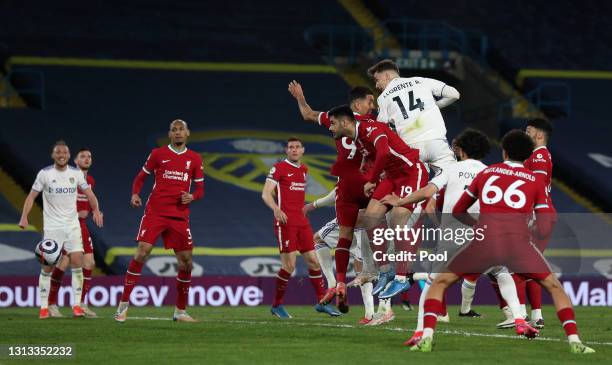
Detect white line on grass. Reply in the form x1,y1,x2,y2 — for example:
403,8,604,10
127,316,612,347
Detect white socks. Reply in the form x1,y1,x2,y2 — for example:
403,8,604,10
496,272,522,319
460,279,477,314
377,298,391,314
360,282,375,319
531,308,543,321
38,269,51,309
315,246,336,288
520,304,527,318
416,275,433,332
71,268,83,307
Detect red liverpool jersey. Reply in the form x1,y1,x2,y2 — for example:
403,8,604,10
354,120,421,181
318,111,373,178
524,146,555,210
267,159,309,226
464,161,549,214
76,174,95,212
141,145,204,218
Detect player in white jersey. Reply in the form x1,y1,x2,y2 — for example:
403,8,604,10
19,140,103,319
381,129,525,346
367,59,460,176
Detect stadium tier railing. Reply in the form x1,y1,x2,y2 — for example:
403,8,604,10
497,81,572,121
304,25,375,64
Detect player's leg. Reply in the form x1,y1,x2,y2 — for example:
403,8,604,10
38,264,53,319
80,219,96,317
360,194,393,295
65,226,85,317
48,253,69,317
173,248,197,322
298,225,327,303
271,250,297,319
410,272,460,352
115,214,162,322
493,269,528,329
459,273,480,317
535,273,595,353
313,233,336,289
350,235,375,323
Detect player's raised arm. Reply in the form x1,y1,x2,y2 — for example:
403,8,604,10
261,178,287,224
82,187,103,227
18,189,40,229
288,80,321,122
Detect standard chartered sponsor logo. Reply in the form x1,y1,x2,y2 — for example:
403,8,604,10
289,182,306,191
162,170,189,181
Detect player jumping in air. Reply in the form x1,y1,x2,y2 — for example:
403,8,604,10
19,140,103,319
115,120,204,323
410,130,595,354
262,137,336,318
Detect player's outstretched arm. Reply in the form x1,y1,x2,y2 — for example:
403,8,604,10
18,190,40,229
262,178,287,224
83,188,103,227
436,85,460,109
303,188,336,216
288,80,321,122
380,183,438,207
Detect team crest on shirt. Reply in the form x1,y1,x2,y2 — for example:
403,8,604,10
365,126,377,137
69,177,75,184
186,160,192,170
157,130,338,201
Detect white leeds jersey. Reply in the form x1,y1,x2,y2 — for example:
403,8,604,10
430,159,487,214
32,165,89,230
377,77,448,145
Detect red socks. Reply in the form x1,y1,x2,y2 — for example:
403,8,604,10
81,268,92,305
526,279,542,310
334,238,352,283
120,259,143,302
557,307,578,337
48,267,65,305
308,269,326,302
273,268,291,307
176,269,191,310
423,298,444,332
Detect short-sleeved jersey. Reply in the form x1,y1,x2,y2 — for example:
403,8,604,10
524,146,554,209
376,77,448,145
32,165,89,230
141,145,204,218
354,120,421,179
318,111,373,179
431,159,487,214
465,161,549,214
76,174,95,213
267,159,309,226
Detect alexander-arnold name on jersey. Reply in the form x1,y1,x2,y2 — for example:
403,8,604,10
484,166,536,182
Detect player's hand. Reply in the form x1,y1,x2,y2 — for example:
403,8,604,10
274,207,288,225
303,202,316,216
92,210,104,228
181,191,194,204
288,80,304,100
364,182,376,197
131,194,142,208
380,193,402,207
18,217,28,230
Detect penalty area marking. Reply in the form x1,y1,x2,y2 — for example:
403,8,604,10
127,317,612,347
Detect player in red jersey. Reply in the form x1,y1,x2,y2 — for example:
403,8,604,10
115,120,204,323
411,130,595,354
288,81,374,312
47,148,98,318
262,137,332,318
327,105,428,303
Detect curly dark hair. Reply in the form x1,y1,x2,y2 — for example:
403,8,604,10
454,129,491,160
502,129,534,161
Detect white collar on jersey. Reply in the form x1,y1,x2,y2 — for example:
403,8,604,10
504,161,524,168
284,159,301,168
168,144,188,155
354,121,360,140
533,145,548,152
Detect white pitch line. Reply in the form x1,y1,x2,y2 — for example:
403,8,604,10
127,316,612,347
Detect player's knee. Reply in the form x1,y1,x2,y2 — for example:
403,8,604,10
178,259,193,272
282,262,296,273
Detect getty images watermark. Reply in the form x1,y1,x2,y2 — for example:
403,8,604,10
370,224,486,263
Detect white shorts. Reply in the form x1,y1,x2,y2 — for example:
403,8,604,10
316,218,362,261
44,225,83,254
410,139,456,177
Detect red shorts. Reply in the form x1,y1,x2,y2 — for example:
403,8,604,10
531,210,557,252
448,234,551,281
371,161,428,210
336,176,369,227
275,224,315,254
136,214,193,251
79,218,93,254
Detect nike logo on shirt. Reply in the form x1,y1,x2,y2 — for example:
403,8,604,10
162,160,171,163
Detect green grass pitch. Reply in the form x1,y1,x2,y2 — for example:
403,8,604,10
1,305,610,364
